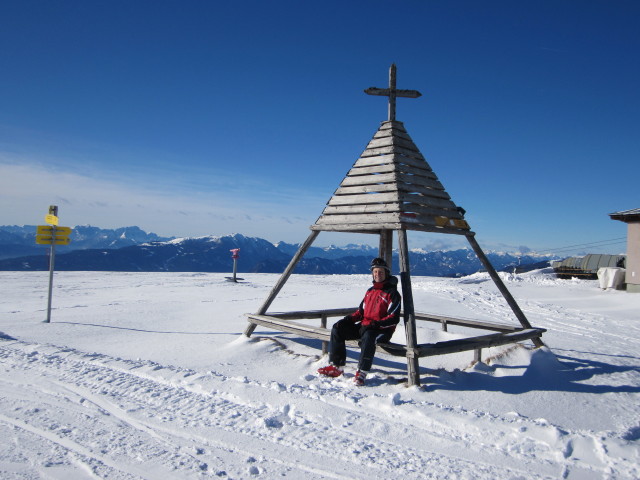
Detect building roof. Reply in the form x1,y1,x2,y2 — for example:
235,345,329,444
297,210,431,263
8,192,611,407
609,208,640,222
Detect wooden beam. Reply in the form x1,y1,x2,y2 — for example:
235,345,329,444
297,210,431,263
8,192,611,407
417,329,546,356
398,229,421,386
247,315,331,341
269,308,354,319
379,229,393,271
414,313,521,332
245,313,545,360
465,234,545,348
244,230,320,337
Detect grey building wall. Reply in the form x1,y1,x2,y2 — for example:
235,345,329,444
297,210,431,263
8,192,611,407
626,222,640,292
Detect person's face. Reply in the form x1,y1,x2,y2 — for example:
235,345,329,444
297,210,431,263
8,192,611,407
372,267,387,283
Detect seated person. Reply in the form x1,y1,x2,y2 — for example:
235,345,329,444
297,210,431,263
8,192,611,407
318,257,401,386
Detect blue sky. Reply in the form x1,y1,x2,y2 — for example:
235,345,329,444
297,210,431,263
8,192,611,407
1,1,638,255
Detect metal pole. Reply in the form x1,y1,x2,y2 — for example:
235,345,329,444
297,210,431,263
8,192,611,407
232,257,238,282
45,226,57,323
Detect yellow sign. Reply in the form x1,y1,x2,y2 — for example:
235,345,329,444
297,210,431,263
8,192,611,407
36,226,72,241
45,214,59,226
36,235,71,246
54,226,72,236
434,216,470,230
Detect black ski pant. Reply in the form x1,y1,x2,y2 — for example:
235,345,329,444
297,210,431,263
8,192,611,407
328,318,393,372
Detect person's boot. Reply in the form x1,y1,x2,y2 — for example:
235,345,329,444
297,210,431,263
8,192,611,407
317,364,343,377
354,370,368,386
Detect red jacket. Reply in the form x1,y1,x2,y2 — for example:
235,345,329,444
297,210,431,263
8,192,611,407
348,276,401,332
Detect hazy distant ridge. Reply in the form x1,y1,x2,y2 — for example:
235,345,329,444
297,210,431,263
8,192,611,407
0,226,556,276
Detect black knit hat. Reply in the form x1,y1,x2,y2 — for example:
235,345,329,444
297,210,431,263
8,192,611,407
370,257,390,273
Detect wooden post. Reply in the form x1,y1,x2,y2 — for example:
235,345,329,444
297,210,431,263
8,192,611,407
321,314,328,355
397,229,420,386
466,234,544,348
244,230,320,337
379,230,393,271
474,348,482,364
388,64,397,122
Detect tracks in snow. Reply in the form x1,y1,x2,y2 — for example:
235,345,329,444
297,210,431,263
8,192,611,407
1,337,634,479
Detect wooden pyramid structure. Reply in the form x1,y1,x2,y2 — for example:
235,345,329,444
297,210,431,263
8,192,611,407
244,65,545,386
312,119,470,235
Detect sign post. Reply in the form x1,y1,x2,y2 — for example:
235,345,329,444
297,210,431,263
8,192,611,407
36,206,72,323
226,249,243,283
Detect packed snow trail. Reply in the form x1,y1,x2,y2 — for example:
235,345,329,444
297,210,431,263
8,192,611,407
1,336,635,479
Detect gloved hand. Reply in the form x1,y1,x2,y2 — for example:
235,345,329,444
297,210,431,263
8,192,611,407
359,322,378,336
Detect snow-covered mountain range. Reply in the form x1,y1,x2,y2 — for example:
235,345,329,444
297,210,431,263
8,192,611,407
0,226,556,276
0,225,172,260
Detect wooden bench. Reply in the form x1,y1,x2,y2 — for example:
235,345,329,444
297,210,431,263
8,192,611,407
245,309,546,366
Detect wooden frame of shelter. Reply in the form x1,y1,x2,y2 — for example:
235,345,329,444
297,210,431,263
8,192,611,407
244,65,545,386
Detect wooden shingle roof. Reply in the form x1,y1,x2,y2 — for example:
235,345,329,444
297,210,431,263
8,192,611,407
312,120,472,235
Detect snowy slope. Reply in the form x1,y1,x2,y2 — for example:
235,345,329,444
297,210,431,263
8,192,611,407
0,270,638,479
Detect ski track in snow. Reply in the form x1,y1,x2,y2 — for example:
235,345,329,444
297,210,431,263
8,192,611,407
1,336,636,480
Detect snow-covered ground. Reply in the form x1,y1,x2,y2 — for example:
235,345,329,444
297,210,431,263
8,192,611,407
1,269,638,479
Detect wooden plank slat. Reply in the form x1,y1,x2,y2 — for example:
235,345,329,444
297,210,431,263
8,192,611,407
352,153,436,171
269,308,354,319
392,154,437,171
321,204,401,215
373,129,412,142
346,163,438,183
266,310,521,333
316,212,402,225
399,192,459,210
400,204,464,218
337,175,446,197
397,174,446,192
365,135,420,152
347,163,397,176
334,184,399,195
322,203,463,220
311,222,403,232
395,163,437,179
340,173,397,187
417,329,546,357
353,154,397,168
328,191,400,205
414,313,520,332
396,182,449,199
311,220,472,235
247,315,330,341
361,145,425,160
378,121,407,133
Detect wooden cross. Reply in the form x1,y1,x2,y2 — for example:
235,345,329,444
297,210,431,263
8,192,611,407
365,64,422,121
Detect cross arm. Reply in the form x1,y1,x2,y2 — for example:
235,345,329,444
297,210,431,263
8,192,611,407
364,87,422,98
